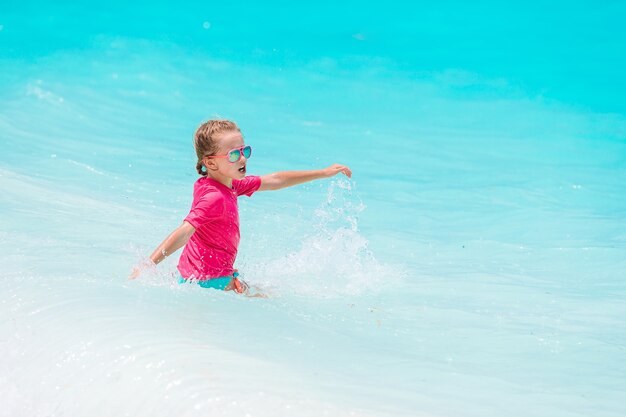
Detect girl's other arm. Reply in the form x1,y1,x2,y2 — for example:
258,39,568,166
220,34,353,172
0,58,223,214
129,221,196,279
259,163,352,191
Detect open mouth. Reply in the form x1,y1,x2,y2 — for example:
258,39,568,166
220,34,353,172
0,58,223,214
238,165,246,174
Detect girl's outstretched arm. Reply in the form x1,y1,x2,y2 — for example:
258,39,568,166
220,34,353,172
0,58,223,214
129,221,196,279
258,163,352,191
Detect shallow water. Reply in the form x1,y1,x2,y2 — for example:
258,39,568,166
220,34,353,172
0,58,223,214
1,2,626,417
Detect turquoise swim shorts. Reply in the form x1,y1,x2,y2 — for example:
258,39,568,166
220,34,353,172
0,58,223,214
178,272,240,291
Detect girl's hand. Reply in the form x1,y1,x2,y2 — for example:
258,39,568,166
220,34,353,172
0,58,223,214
129,258,156,280
323,164,352,179
129,266,141,280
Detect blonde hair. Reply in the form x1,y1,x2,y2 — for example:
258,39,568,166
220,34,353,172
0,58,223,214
193,119,241,176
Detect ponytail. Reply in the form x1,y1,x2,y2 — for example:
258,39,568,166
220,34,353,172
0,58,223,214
196,160,207,176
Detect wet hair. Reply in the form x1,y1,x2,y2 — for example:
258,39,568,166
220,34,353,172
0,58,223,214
193,119,241,176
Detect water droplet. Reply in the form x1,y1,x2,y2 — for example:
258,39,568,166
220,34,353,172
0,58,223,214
203,21,211,29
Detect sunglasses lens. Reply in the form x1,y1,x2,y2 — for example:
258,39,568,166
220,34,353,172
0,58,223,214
228,149,241,163
242,145,252,159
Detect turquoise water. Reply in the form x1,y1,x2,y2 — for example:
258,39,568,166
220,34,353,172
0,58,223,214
1,2,626,416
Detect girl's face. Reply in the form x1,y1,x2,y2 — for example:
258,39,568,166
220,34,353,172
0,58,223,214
204,131,249,180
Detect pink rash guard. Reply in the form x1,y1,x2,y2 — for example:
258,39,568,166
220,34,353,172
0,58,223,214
177,175,261,280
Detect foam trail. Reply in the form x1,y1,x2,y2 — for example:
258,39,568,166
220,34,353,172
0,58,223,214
67,159,107,175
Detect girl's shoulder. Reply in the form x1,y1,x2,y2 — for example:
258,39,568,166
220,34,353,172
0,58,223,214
232,175,262,197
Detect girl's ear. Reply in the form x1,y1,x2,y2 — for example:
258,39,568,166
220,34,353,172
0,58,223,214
203,156,218,171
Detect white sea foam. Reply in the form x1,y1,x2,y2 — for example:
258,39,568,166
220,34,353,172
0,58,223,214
26,82,64,104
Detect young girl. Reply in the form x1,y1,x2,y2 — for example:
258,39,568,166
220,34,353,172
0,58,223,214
130,119,352,294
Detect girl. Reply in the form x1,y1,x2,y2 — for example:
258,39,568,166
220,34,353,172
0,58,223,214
130,119,352,294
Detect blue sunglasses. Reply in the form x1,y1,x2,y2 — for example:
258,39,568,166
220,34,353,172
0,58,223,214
207,145,252,163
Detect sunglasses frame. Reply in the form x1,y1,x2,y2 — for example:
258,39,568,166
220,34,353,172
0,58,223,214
206,145,252,163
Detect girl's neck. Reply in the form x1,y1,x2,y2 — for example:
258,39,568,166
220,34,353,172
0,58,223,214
206,172,233,189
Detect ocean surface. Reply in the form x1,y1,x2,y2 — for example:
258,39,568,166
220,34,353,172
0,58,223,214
1,2,625,416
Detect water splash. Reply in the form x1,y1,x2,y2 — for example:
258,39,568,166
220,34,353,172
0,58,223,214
251,179,400,297
313,177,364,233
